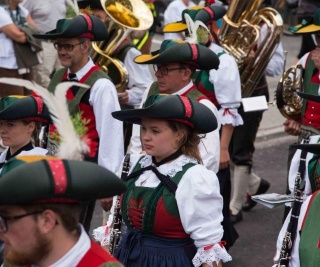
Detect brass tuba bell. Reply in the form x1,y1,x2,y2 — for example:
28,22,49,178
218,0,283,98
92,0,154,92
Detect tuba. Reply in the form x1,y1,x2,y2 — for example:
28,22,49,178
92,0,153,92
218,0,283,98
275,64,304,120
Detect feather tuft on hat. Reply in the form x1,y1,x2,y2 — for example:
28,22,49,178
0,78,90,161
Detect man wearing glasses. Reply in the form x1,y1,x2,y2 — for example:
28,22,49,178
0,155,125,267
33,14,124,232
128,39,222,174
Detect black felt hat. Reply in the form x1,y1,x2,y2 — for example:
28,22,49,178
33,14,108,41
134,39,220,70
78,0,103,9
0,155,126,205
112,94,217,133
0,95,51,123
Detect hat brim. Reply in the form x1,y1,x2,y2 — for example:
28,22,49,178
291,24,320,34
134,41,220,70
33,15,108,41
0,158,126,205
112,95,217,133
290,143,320,154
163,22,188,33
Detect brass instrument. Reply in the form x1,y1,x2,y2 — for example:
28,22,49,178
275,64,304,120
92,0,153,92
218,0,283,98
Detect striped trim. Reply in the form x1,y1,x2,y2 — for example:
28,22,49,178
33,96,43,115
204,6,214,19
179,96,193,118
81,14,93,31
189,44,199,60
47,160,68,194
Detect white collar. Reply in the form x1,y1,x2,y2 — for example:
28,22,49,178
174,81,195,95
68,57,95,81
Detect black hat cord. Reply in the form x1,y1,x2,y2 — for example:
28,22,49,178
124,149,183,194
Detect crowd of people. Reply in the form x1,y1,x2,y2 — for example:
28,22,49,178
0,0,318,266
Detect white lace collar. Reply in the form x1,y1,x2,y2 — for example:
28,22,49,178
138,154,198,178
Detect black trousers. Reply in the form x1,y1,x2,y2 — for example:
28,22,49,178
229,78,269,168
217,168,239,250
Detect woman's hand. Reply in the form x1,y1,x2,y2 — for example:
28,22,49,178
283,119,301,136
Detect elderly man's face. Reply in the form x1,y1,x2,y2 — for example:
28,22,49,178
153,63,191,94
0,206,51,266
55,38,91,72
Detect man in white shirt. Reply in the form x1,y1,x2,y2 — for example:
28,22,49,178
33,14,124,231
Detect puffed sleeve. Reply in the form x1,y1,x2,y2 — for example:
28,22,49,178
208,53,243,126
176,165,232,266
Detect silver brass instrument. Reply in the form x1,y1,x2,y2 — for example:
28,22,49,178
92,0,153,92
218,0,283,98
276,64,304,120
109,154,131,255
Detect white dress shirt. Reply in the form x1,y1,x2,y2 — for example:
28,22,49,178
70,58,124,173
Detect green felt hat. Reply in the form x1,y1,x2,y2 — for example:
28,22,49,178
194,5,226,25
0,95,51,123
163,5,226,33
33,14,108,41
77,0,103,10
134,39,220,70
112,94,217,133
288,9,320,34
163,6,204,33
0,155,126,205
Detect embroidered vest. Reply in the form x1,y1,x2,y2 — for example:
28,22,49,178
47,66,110,159
193,51,225,107
302,54,320,129
299,190,320,266
121,158,195,238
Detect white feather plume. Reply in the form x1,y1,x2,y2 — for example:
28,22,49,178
0,78,89,160
65,0,80,15
184,13,210,44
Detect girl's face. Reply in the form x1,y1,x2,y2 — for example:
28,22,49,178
141,118,182,162
0,120,34,153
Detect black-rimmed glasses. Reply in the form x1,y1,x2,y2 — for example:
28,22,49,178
0,211,42,232
153,65,185,76
53,41,84,52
